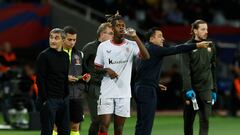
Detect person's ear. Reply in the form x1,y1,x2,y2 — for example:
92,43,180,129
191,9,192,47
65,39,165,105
193,29,197,35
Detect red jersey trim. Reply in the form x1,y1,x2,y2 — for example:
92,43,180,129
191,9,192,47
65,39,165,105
110,40,126,46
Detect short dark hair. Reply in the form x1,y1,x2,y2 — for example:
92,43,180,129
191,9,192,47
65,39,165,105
191,19,207,37
63,26,77,35
145,27,161,41
105,11,124,26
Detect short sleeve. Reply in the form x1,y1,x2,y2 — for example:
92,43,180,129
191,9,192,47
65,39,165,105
132,41,140,56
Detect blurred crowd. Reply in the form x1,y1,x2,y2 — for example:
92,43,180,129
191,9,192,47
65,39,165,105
0,42,37,127
0,0,47,2
77,0,240,29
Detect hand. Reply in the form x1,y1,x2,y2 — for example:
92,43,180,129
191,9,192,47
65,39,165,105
185,89,196,99
104,68,118,79
68,75,78,82
196,41,212,48
82,73,91,82
124,28,137,38
159,84,167,91
211,92,217,103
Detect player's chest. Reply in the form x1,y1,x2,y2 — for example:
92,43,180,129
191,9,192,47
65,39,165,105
104,46,132,58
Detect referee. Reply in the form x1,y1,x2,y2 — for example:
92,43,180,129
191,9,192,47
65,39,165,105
62,26,91,135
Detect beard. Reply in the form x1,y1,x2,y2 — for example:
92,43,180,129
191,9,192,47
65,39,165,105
198,34,208,41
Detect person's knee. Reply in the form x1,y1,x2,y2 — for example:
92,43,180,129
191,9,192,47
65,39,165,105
91,119,100,128
200,116,209,123
92,116,100,124
99,122,110,132
200,119,209,128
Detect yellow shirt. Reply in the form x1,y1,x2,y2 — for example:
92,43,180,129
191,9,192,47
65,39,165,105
63,48,72,62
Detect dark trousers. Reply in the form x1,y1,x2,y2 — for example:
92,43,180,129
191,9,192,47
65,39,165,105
40,97,70,135
85,83,101,135
134,85,157,135
183,90,212,135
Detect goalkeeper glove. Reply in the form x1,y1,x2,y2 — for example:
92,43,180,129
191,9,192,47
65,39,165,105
185,89,196,99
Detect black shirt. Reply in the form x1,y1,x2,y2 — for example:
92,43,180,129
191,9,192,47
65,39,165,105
36,47,69,100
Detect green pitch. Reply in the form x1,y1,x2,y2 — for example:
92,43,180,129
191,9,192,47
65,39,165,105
0,114,239,135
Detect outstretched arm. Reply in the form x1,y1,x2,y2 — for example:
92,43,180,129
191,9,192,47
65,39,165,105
160,41,211,56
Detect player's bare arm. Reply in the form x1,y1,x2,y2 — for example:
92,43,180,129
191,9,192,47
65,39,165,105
125,28,150,60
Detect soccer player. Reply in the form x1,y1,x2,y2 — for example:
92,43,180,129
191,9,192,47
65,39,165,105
36,28,70,135
134,27,212,135
180,19,217,135
94,11,150,135
82,22,113,135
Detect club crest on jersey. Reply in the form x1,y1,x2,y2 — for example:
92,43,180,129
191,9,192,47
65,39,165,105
74,55,81,65
74,55,79,59
106,50,111,53
207,47,212,52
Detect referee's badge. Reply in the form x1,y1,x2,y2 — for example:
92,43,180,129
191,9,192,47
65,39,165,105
74,55,81,65
207,47,212,52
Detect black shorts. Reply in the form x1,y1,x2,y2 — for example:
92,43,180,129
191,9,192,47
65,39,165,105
69,99,84,123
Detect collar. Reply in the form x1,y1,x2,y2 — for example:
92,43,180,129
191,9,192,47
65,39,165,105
63,48,72,53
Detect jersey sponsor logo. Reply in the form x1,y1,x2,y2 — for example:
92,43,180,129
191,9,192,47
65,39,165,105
108,59,128,64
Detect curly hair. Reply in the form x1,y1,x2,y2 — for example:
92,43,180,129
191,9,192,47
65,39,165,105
105,11,123,26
